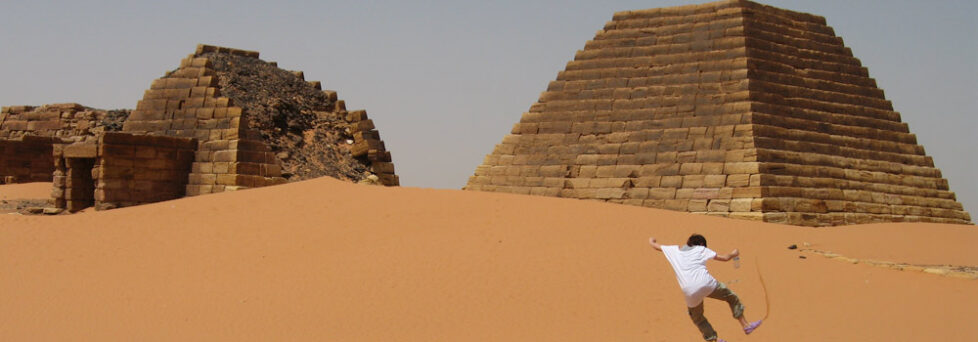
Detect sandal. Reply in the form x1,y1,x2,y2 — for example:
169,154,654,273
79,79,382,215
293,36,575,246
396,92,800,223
744,320,762,334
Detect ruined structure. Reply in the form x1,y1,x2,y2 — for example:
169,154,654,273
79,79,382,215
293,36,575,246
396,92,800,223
0,104,127,185
465,0,971,226
1,44,398,212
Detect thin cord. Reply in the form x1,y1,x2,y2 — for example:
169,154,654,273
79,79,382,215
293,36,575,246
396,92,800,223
756,256,770,321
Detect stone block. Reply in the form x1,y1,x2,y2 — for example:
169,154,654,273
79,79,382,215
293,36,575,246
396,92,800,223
540,165,567,177
703,174,727,187
707,199,731,212
688,199,708,212
677,151,697,163
230,162,262,175
648,188,677,199
749,174,763,186
372,162,395,174
675,188,695,199
590,178,630,188
63,143,97,158
660,175,683,187
664,199,689,211
726,174,750,187
212,150,237,162
681,175,705,188
732,187,762,198
27,119,63,131
347,110,369,122
729,212,764,221
212,162,231,174
626,187,649,199
729,198,752,212
633,176,661,188
723,162,759,174
596,188,627,199
614,165,639,177
352,138,383,157
595,165,618,178
692,188,721,200
352,119,375,133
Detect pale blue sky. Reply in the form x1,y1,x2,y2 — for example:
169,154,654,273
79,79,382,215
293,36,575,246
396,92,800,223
2,0,975,217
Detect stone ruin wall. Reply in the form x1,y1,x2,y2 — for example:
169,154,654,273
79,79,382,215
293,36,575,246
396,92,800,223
52,133,196,211
465,0,971,226
0,104,127,184
0,136,57,184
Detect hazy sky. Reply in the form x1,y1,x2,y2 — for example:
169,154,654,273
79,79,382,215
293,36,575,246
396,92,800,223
2,0,975,217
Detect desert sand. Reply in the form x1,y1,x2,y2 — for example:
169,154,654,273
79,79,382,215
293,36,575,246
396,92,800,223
0,182,51,201
1,177,975,341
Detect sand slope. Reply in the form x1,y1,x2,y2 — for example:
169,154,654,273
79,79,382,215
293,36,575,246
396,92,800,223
1,177,976,341
0,182,51,201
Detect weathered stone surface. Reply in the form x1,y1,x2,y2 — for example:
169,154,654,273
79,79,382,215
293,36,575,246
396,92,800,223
117,44,401,200
463,0,971,226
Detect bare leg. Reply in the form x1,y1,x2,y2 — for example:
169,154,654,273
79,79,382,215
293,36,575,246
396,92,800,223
737,315,749,328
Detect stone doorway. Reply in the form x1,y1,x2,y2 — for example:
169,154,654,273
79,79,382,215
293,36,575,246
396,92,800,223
63,158,96,212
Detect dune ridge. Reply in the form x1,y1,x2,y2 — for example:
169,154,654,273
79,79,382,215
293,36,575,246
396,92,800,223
1,177,976,341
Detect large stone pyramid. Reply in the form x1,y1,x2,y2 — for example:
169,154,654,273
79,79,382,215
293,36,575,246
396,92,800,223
465,0,971,226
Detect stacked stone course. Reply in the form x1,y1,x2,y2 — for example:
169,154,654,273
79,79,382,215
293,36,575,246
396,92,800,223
122,46,287,195
52,133,196,211
344,107,398,185
0,136,58,184
465,0,971,226
0,103,129,185
0,103,127,139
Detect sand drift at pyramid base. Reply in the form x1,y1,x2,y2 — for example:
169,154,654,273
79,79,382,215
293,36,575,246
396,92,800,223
464,0,971,226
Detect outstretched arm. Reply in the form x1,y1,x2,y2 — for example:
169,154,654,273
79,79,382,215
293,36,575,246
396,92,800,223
648,237,663,251
714,248,740,261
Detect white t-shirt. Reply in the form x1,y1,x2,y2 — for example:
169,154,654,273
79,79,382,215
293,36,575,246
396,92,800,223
661,245,719,307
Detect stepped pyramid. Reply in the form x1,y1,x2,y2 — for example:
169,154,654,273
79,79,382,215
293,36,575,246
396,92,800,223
465,0,971,226
124,44,398,197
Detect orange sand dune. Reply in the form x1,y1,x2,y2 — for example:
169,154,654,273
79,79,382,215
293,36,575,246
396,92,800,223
0,182,51,201
1,177,975,341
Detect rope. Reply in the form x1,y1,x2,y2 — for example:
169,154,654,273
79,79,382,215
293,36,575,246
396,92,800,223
756,256,770,321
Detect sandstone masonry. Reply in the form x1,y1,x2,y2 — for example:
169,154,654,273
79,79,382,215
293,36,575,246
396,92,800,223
464,0,971,226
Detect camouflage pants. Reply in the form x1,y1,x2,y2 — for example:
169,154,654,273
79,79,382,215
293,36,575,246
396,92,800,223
687,282,745,341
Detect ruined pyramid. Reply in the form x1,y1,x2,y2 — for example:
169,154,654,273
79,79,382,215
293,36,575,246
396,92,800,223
465,0,971,226
122,44,398,200
2,44,398,212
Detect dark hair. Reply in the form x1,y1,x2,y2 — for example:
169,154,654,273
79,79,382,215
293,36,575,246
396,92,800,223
686,234,707,247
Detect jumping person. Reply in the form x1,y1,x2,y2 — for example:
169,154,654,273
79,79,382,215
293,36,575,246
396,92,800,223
649,234,761,342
